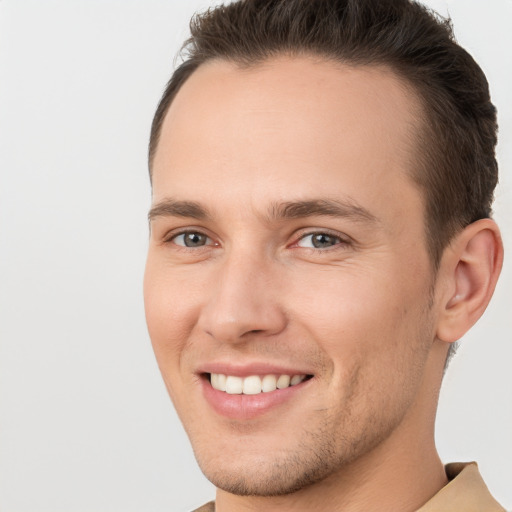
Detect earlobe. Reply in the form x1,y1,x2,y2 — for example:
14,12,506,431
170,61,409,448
436,219,503,343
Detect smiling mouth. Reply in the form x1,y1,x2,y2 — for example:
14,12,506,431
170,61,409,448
207,373,313,395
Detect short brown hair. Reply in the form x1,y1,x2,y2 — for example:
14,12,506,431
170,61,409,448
148,0,498,267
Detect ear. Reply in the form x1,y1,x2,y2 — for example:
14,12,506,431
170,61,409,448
436,219,503,343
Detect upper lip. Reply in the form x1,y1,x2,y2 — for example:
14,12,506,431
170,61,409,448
198,362,314,377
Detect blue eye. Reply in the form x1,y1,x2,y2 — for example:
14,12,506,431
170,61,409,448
297,232,343,249
173,232,211,248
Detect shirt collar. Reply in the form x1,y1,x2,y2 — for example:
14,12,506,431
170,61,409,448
417,462,505,512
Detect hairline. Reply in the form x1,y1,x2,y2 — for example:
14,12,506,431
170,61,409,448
148,53,428,174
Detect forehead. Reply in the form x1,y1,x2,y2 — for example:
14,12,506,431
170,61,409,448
152,56,424,226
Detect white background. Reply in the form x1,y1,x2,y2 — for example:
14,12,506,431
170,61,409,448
0,1,510,511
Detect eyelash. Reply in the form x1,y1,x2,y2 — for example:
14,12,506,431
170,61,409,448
163,228,351,252
165,229,216,249
293,230,351,251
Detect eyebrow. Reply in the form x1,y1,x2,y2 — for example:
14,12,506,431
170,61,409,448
148,197,378,224
148,199,210,221
268,198,378,224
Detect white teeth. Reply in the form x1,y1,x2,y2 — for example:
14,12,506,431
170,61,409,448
225,376,243,394
242,375,262,395
217,373,227,392
276,374,291,389
290,374,306,386
261,374,277,392
210,373,307,394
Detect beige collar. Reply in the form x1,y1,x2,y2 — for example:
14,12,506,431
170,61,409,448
417,462,505,512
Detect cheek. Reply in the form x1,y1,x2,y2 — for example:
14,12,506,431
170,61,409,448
143,258,201,368
293,265,409,338
144,265,206,418
290,262,429,379
300,276,430,433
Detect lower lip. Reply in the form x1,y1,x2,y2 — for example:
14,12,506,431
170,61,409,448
201,377,311,420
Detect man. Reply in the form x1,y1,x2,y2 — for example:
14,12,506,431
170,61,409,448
143,0,506,510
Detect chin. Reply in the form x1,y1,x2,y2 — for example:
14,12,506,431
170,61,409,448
196,451,335,497
189,422,369,497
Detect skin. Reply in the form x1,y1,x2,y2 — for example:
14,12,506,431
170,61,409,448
144,57,503,511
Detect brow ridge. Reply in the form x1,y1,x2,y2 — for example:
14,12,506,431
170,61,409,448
148,197,378,224
268,198,378,223
148,199,210,221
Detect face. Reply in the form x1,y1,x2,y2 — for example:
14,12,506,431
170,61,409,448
144,57,439,496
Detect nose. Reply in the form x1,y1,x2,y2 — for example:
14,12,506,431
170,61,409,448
198,252,287,344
